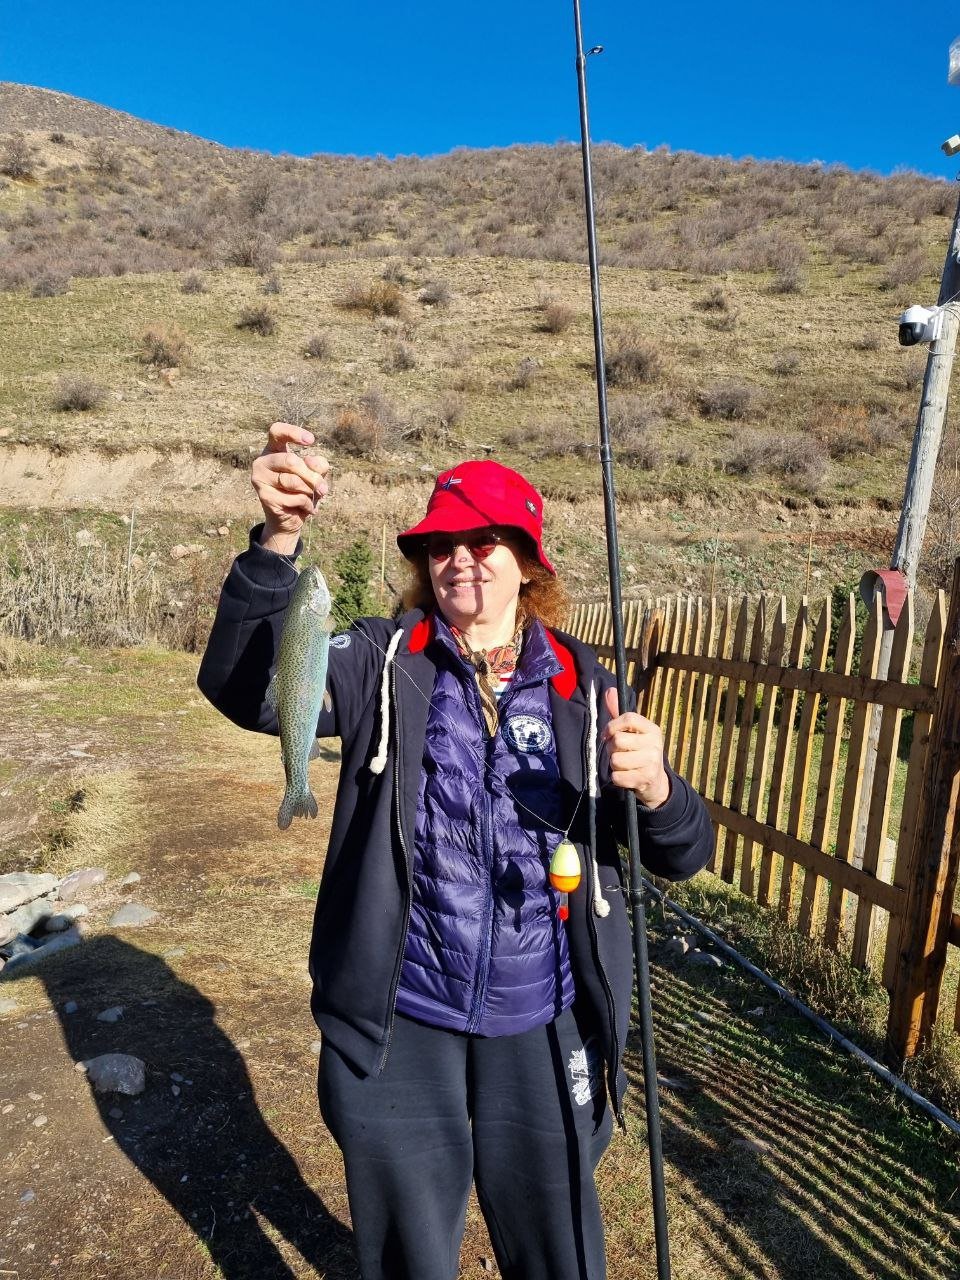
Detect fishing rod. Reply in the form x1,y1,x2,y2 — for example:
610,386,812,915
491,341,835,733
571,4,673,1278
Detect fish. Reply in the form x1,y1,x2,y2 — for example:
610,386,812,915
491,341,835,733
268,564,333,830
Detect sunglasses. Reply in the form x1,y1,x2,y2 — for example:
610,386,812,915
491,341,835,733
425,530,509,562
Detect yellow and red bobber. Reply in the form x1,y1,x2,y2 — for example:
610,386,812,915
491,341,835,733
549,839,581,921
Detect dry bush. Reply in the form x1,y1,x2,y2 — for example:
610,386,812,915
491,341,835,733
301,332,330,360
418,279,452,307
902,355,926,391
772,351,801,377
222,229,278,272
770,267,803,294
436,393,464,433
698,381,757,420
48,132,69,146
267,373,322,428
384,340,416,372
504,419,585,458
88,140,121,177
852,332,880,352
236,305,276,336
31,271,70,297
260,273,282,295
882,249,928,291
338,279,404,317
328,407,382,456
1,133,33,179
507,357,540,391
138,324,189,368
539,298,575,333
180,271,207,294
776,433,827,491
52,375,107,412
605,333,662,386
724,429,768,476
694,286,729,312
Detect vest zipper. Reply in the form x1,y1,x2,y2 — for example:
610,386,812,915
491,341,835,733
379,662,412,1072
466,783,496,1033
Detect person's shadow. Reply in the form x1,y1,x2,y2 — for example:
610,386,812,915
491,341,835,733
4,935,357,1279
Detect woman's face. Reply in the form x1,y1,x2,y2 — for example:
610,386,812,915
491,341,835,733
427,527,527,632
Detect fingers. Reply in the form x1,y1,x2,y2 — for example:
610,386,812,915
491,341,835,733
601,684,670,806
602,685,659,740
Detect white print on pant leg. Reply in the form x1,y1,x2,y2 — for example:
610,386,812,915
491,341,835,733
568,1037,603,1107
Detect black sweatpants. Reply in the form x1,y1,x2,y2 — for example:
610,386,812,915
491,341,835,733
318,1008,613,1280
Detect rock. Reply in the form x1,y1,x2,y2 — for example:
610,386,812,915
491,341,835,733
75,529,95,547
57,867,107,903
63,1001,78,1015
657,1074,698,1093
693,1010,718,1025
19,1189,35,1204
108,903,158,928
663,937,690,959
0,872,57,914
732,1137,772,1155
171,1084,181,1097
310,1040,322,1055
1,932,44,961
170,543,204,560
217,526,229,537
108,1106,123,1120
0,998,19,1015
162,946,185,959
480,1259,495,1274
2,927,83,972
4,896,56,938
32,1114,47,1128
119,872,141,887
687,951,724,970
745,1006,765,1018
96,1006,124,1024
82,1053,146,1096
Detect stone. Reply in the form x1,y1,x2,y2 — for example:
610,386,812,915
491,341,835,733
310,1040,322,1055
663,937,690,959
75,529,95,547
63,1001,78,1015
745,1006,765,1018
57,868,107,904
162,947,185,959
1,932,44,961
657,1074,698,1093
96,1006,124,1024
82,1053,146,1096
32,1114,47,1128
108,1107,123,1119
2,928,83,973
687,951,724,970
119,872,141,887
0,998,19,1015
693,1010,718,1025
108,903,158,928
0,873,57,914
20,1189,35,1204
4,897,56,938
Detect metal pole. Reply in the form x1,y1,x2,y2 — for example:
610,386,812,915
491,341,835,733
851,181,960,901
572,5,672,1276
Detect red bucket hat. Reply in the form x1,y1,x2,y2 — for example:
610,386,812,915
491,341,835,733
397,460,555,575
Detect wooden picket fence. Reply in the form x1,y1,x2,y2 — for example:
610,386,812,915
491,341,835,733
567,574,960,1061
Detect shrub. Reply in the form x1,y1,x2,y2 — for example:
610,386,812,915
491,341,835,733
333,540,376,625
384,340,416,372
418,279,451,307
138,325,189,367
302,332,330,360
694,286,729,312
268,374,322,428
770,267,803,294
436,393,464,433
180,271,206,294
1,133,33,179
328,408,383,457
540,298,575,333
853,332,880,352
222,229,277,272
236,305,276,336
31,271,70,298
724,429,769,476
88,140,121,177
48,131,69,145
772,351,801,377
882,249,928,291
902,355,925,391
777,433,827,492
698,381,757,420
507,357,540,391
260,273,282,295
52,375,107,412
605,333,662,386
338,279,404,317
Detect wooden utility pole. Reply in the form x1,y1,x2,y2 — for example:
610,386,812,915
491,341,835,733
851,181,960,903
887,560,960,1062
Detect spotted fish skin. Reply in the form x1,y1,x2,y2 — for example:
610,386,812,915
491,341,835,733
271,565,332,830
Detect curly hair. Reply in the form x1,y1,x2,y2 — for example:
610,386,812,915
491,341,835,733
401,536,569,631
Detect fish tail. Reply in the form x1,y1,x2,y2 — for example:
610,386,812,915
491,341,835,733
277,785,319,830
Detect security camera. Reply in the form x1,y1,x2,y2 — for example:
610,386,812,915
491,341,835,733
897,304,942,347
942,135,960,157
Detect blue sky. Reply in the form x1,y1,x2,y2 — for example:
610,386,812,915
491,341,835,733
3,2,959,177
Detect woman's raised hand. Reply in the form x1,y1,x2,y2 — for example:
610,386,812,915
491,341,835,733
253,423,330,553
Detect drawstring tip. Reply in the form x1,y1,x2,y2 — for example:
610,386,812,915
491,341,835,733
558,894,569,922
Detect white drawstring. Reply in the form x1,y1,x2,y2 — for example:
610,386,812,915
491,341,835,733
588,682,610,917
369,629,404,775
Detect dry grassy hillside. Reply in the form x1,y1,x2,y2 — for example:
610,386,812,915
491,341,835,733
1,81,958,644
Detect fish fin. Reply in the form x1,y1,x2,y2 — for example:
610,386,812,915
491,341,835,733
323,690,333,713
277,786,319,830
266,672,277,712
309,739,321,761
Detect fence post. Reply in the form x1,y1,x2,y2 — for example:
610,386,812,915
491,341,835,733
886,558,960,1063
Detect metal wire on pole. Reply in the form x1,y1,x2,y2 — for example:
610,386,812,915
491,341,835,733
571,4,672,1275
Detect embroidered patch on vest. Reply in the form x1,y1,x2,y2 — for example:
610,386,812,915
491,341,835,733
568,1037,604,1107
502,713,553,754
329,634,352,649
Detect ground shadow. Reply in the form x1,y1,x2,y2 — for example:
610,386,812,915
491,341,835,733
5,935,357,1279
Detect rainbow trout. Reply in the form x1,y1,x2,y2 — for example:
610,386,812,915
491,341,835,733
268,564,332,830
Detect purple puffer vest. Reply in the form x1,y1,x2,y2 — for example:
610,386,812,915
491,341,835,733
394,616,577,1036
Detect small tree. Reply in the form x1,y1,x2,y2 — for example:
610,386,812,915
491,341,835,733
1,133,33,180
333,539,376,626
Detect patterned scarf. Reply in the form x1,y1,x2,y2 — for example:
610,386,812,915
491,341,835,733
450,624,523,737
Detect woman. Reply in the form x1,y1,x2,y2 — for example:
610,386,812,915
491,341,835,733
198,423,713,1280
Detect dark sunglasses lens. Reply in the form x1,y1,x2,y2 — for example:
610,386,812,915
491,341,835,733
426,532,502,561
470,538,498,560
427,537,454,560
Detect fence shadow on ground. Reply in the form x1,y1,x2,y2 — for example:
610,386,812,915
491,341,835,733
7,936,358,1280
623,951,960,1280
